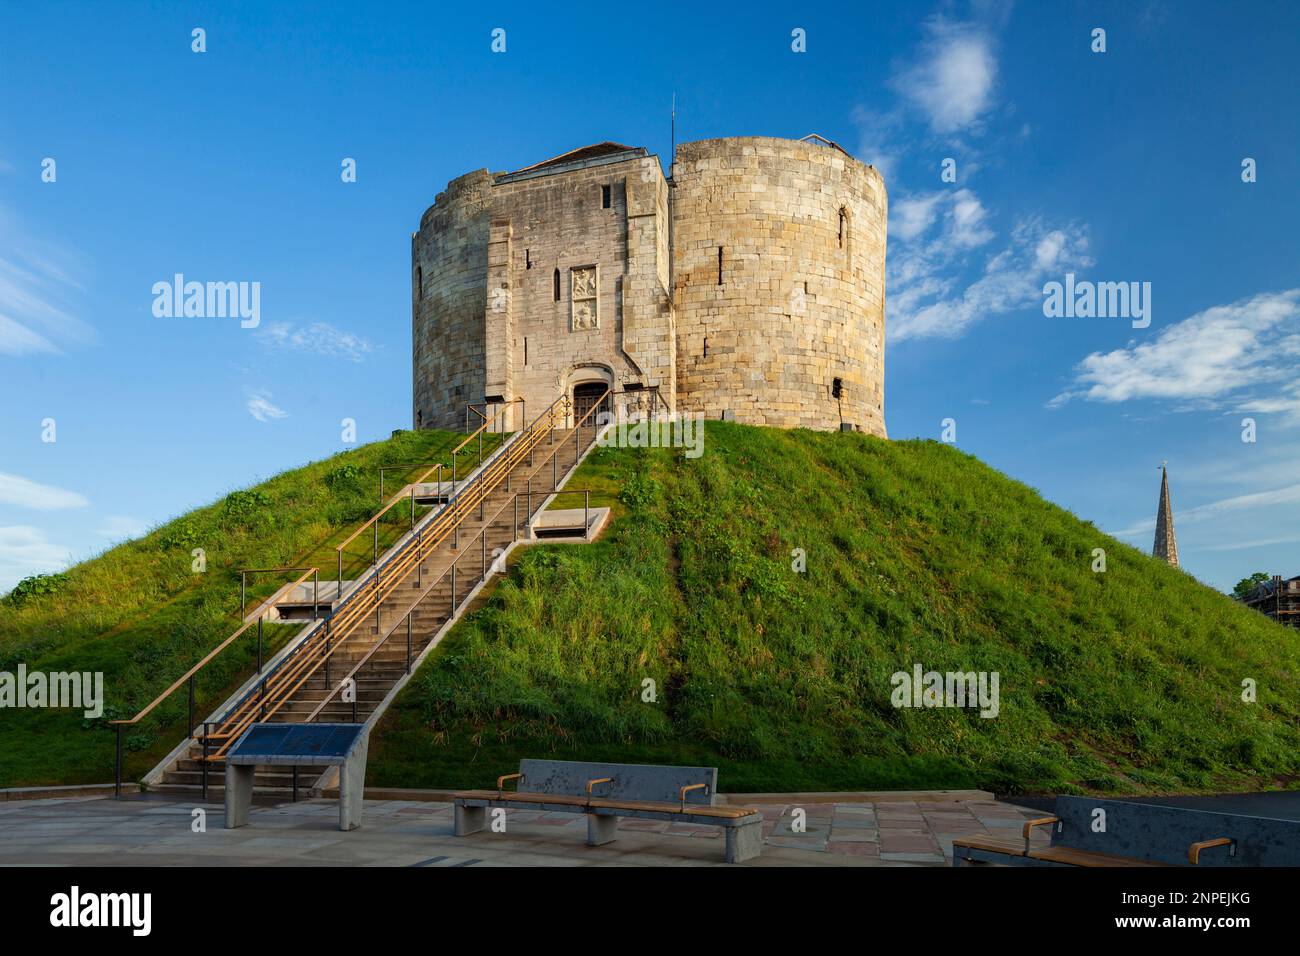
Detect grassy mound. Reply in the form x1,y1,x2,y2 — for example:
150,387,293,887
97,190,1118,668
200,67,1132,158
0,427,500,787
369,422,1300,795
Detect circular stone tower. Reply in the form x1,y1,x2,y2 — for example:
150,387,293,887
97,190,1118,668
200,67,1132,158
671,136,887,435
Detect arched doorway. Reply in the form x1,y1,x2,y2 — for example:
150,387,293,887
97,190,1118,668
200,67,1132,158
572,381,612,425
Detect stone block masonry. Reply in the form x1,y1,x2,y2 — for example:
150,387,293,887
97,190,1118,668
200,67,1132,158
412,136,887,437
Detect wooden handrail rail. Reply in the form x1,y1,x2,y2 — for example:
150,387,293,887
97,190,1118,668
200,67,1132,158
204,394,579,758
335,401,517,554
1022,816,1058,852
110,567,318,727
1188,837,1233,864
205,389,605,760
304,482,601,722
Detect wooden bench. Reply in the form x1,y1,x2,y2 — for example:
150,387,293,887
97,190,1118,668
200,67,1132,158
954,796,1300,867
453,759,764,863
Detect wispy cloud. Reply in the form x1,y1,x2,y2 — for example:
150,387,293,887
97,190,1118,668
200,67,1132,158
0,471,90,510
1107,481,1300,539
0,525,72,592
255,321,374,362
892,17,999,135
0,206,93,356
1051,289,1300,420
246,391,288,423
888,209,1092,342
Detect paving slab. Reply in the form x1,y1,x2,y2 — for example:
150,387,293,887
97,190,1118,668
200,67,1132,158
0,792,1044,867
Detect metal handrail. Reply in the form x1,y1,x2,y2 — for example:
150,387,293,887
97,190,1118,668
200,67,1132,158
333,401,516,594
108,566,318,796
305,483,601,723
207,389,609,754
336,402,514,556
202,391,591,758
465,397,525,435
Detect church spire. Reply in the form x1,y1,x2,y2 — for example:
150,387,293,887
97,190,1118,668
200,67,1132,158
1153,463,1179,566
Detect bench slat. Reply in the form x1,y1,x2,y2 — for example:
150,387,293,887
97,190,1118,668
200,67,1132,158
453,790,757,819
1028,846,1166,867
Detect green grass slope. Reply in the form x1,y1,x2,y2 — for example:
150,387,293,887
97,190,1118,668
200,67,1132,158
369,422,1300,795
0,427,500,787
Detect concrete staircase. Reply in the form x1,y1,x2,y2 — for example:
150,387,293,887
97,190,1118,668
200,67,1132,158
149,407,602,800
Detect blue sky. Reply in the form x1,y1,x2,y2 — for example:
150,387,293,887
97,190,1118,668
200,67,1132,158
1,0,1297,593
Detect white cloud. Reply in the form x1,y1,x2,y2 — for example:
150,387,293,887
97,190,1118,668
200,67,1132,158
0,207,93,356
1051,290,1300,419
0,472,90,510
1108,481,1300,539
0,525,72,592
256,321,374,362
97,515,149,540
888,205,1092,342
247,392,288,423
892,19,998,134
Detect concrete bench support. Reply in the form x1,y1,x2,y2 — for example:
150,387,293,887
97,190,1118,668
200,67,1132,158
455,803,486,836
223,723,369,833
725,819,764,864
587,813,618,846
452,759,763,863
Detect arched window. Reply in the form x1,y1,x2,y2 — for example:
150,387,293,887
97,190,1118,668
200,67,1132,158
553,268,561,302
416,266,423,300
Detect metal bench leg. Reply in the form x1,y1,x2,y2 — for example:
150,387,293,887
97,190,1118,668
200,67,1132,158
725,820,763,864
587,812,618,846
224,765,255,829
454,803,486,836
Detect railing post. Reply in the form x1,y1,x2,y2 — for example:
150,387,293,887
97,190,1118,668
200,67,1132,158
201,724,209,801
514,493,519,542
451,563,457,611
411,483,416,529
406,614,412,674
481,528,486,582
313,569,319,621
257,617,263,673
337,550,343,603
187,675,195,737
114,725,123,799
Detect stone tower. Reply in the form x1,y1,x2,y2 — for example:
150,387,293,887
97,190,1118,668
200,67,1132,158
411,135,887,436
1153,465,1179,566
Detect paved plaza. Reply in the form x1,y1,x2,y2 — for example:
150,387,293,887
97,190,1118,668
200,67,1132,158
0,792,1049,867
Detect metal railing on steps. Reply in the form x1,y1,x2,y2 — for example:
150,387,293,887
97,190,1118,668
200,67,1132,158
196,388,609,763
108,401,520,798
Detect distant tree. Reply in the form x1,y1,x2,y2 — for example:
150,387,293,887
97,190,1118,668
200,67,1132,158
1232,572,1271,601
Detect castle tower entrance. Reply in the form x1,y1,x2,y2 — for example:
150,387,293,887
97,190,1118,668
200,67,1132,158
573,381,612,426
